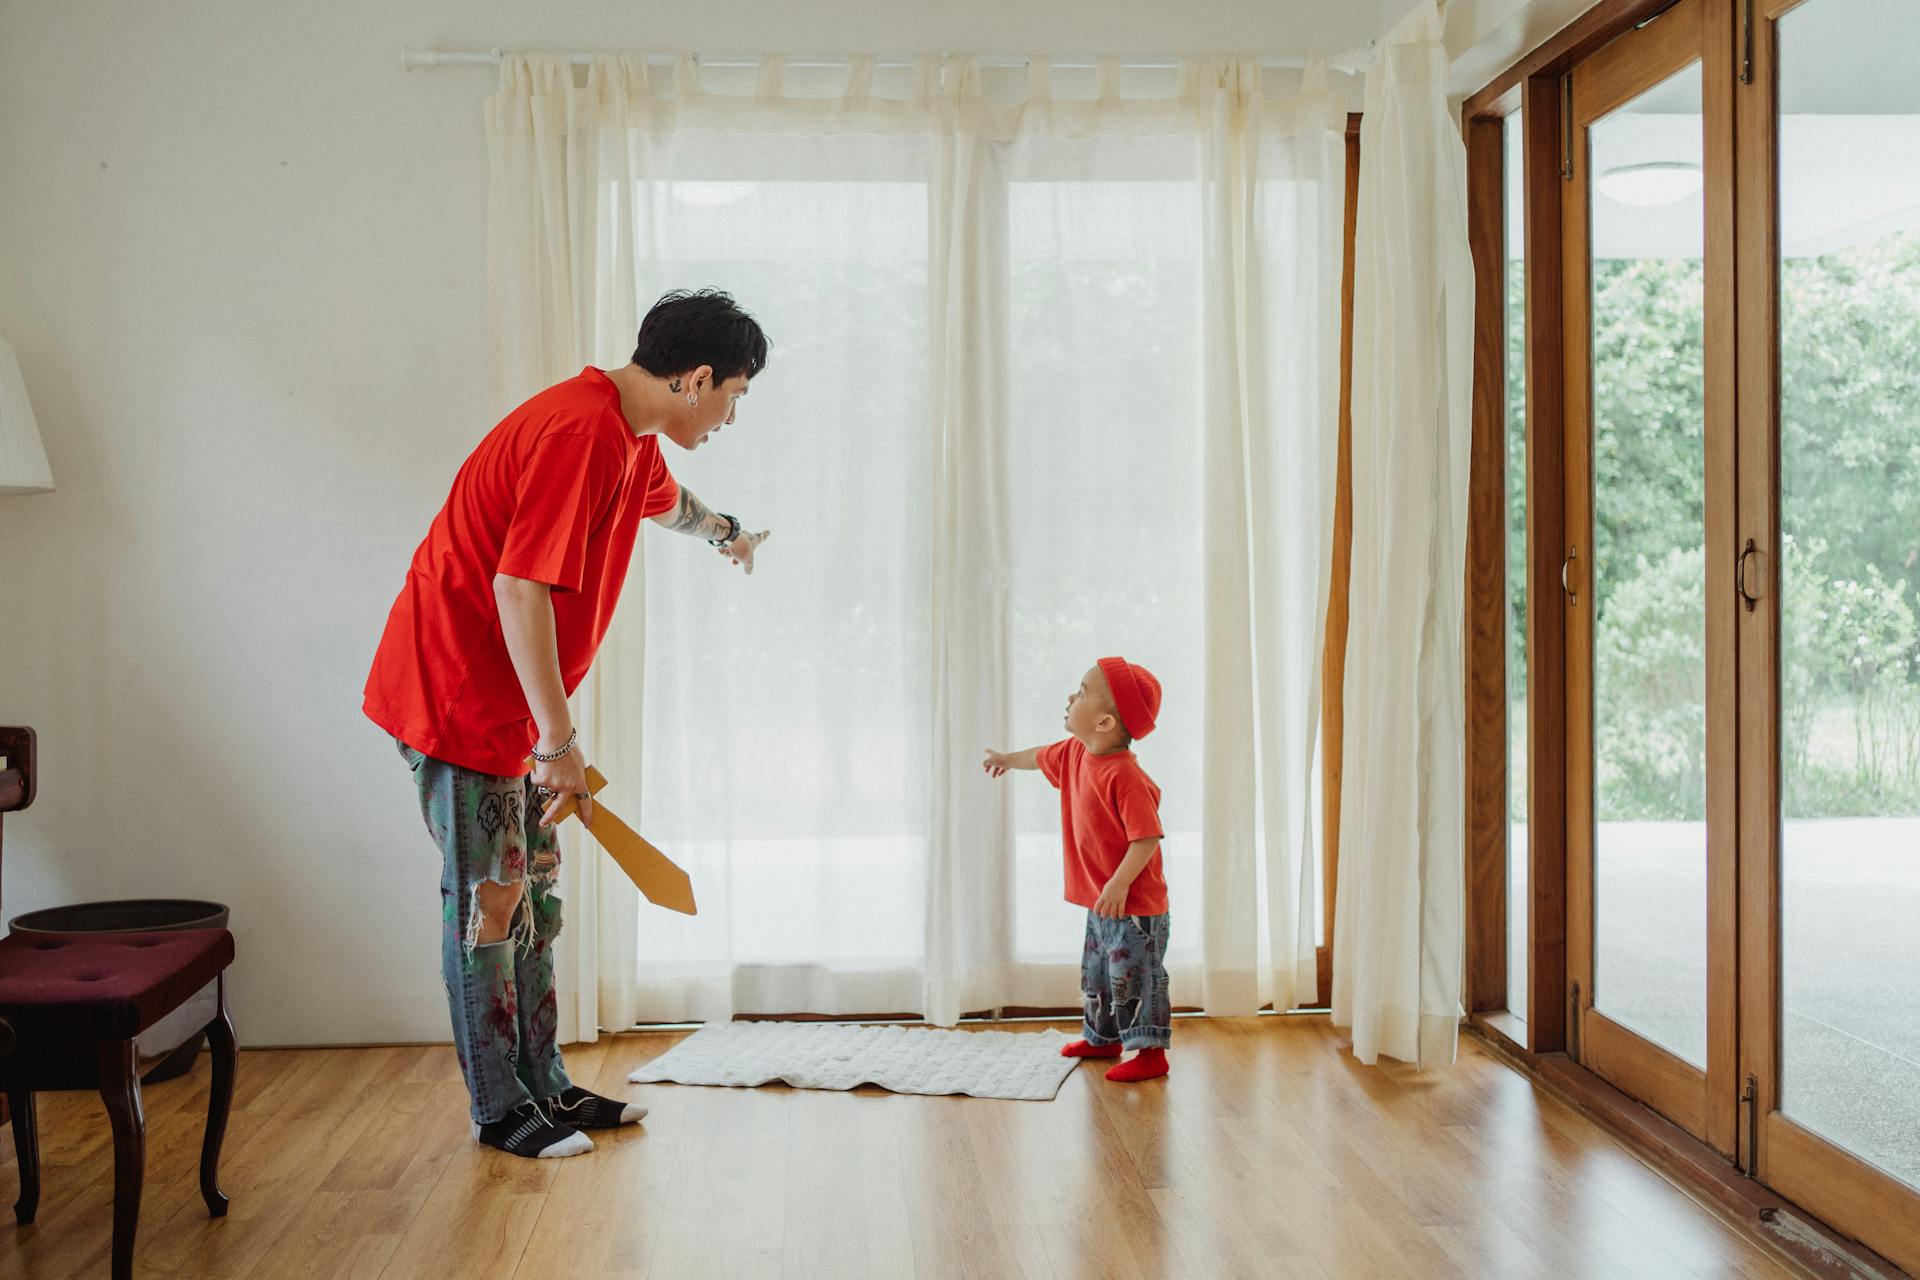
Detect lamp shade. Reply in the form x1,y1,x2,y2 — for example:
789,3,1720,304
0,335,55,495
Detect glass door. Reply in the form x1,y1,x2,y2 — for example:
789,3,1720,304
1562,0,1738,1146
1737,0,1920,1270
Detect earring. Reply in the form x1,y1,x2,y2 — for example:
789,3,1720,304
687,394,698,407
669,377,683,394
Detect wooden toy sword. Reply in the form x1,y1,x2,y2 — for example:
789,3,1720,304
531,762,698,916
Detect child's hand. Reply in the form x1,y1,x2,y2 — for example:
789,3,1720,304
982,749,1012,777
1093,879,1129,918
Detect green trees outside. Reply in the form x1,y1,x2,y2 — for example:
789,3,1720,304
1507,229,1920,820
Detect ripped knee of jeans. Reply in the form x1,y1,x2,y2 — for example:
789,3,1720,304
469,878,529,954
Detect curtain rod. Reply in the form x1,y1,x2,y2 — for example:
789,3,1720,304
400,46,1371,75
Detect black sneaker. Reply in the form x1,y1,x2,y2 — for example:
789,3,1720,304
471,1103,594,1158
543,1085,648,1129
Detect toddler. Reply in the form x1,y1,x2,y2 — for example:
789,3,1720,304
984,657,1169,1082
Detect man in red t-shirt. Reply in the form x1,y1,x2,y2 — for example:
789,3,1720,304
366,290,771,1158
982,657,1172,1083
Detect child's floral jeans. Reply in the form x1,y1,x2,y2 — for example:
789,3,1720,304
1080,909,1172,1051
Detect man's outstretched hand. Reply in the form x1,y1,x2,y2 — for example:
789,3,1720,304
717,528,771,575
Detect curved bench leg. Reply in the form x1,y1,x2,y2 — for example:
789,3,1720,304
98,1039,145,1280
8,1084,38,1224
200,973,235,1217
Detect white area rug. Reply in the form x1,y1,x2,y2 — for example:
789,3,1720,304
627,1021,1081,1101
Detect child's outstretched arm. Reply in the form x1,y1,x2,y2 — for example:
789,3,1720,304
981,747,1044,777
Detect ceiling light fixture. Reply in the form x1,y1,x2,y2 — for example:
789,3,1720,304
1597,160,1703,207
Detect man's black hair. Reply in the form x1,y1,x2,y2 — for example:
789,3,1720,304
632,289,770,385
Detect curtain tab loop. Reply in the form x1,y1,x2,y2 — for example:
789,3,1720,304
1027,56,1050,101
755,54,785,99
619,53,652,96
846,53,876,98
494,52,521,95
1303,54,1329,95
583,53,622,96
672,52,699,96
949,54,981,101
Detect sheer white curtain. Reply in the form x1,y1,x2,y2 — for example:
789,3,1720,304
484,51,1347,1039
1332,0,1474,1068
1196,61,1348,1017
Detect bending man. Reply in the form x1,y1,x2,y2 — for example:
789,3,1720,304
365,290,771,1157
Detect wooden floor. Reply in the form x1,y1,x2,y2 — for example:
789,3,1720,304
0,1016,1810,1280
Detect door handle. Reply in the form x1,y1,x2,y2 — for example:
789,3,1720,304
1737,538,1763,612
1562,546,1578,607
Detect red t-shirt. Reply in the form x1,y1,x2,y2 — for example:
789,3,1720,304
1036,737,1168,915
364,368,678,776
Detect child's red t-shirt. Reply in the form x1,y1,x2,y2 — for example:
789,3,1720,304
363,368,678,776
1036,737,1167,915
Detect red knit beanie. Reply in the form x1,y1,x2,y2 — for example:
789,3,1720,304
1096,657,1162,740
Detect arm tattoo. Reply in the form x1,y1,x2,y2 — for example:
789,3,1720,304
655,485,735,541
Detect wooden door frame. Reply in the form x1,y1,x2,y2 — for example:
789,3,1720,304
1318,112,1362,1011
1459,67,1576,1056
1463,1,1709,1061
1464,109,1510,1022
1519,75,1572,1051
1460,87,1572,1052
1559,0,1741,1154
1734,0,1920,1268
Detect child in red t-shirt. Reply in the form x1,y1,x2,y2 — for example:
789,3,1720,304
984,657,1170,1082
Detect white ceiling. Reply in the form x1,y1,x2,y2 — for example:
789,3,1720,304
427,0,1399,62
1439,0,1606,97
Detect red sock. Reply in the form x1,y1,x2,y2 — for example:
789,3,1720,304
1105,1048,1168,1082
1060,1039,1123,1059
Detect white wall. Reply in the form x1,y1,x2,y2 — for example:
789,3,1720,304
0,0,1392,1046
